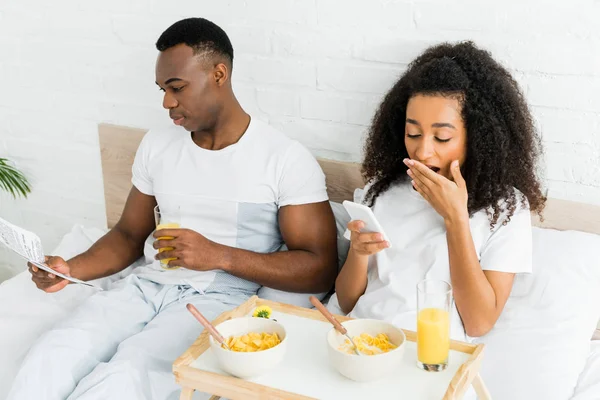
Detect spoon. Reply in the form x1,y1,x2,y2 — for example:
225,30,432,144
309,296,362,356
186,303,231,351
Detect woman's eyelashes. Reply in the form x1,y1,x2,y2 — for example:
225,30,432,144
406,133,452,143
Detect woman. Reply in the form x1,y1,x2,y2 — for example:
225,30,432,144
333,41,546,341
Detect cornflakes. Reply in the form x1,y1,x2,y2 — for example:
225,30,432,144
338,333,397,355
223,332,281,352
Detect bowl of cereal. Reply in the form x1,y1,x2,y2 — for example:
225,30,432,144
209,317,287,379
326,319,406,382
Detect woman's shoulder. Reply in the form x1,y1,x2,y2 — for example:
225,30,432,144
473,187,531,232
356,179,414,205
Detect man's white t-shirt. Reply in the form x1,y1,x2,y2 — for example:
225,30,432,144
130,118,328,296
347,181,532,342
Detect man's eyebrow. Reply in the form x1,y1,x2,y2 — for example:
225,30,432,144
165,78,183,85
155,78,184,86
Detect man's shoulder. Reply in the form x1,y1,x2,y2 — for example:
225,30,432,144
252,120,320,165
138,125,187,150
249,118,301,151
143,124,186,141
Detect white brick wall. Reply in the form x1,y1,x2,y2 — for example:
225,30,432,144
0,0,599,278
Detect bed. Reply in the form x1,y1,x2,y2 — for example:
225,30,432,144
1,123,599,400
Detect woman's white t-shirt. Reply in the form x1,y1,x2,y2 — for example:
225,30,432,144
346,181,532,342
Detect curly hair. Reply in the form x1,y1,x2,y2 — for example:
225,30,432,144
362,41,546,228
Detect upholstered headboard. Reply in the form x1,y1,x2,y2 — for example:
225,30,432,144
98,123,600,338
98,123,600,235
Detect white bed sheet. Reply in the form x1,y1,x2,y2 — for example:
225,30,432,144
1,225,598,400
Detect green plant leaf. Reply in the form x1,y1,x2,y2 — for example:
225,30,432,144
0,158,31,199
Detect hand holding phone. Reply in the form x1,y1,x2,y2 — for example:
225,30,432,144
342,201,391,248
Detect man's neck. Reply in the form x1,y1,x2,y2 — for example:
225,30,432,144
191,102,251,151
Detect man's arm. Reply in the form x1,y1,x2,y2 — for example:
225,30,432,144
225,201,338,292
155,201,338,293
68,187,156,281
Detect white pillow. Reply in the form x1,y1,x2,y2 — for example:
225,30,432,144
52,224,141,290
0,224,139,399
571,341,600,399
257,201,351,308
475,227,600,400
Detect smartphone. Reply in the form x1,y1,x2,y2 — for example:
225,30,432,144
342,200,391,246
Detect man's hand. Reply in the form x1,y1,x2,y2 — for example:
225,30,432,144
404,158,469,224
153,228,227,271
28,256,71,293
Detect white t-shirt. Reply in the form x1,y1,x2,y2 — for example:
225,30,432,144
347,181,532,342
130,118,328,296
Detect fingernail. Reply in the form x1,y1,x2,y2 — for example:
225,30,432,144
32,266,38,272
48,273,55,279
407,170,413,176
411,180,415,186
377,234,383,241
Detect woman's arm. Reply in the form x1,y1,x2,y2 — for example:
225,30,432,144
445,216,515,337
335,220,389,314
335,248,369,314
406,158,518,337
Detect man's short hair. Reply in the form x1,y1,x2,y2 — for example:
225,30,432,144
156,17,234,65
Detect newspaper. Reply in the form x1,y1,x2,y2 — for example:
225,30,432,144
0,216,102,290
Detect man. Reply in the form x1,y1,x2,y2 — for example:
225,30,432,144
9,17,337,400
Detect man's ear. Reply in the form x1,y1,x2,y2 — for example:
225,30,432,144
214,63,229,87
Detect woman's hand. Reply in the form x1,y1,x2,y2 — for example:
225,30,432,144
347,220,390,256
404,158,469,224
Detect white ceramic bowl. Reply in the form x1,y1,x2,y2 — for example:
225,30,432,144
327,319,406,382
209,317,287,379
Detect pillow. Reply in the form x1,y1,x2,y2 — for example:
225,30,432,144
475,227,600,400
256,201,352,308
331,201,352,269
571,341,600,399
0,224,141,400
52,224,140,290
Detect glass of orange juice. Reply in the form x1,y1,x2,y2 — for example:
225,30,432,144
153,205,181,270
416,279,452,371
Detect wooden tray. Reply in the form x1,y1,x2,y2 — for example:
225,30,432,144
173,296,491,400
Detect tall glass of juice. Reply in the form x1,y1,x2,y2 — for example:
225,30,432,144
153,205,181,270
416,279,452,371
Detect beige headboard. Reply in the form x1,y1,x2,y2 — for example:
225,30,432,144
99,123,600,337
99,123,600,235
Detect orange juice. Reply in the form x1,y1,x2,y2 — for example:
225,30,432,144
156,222,180,269
417,308,450,365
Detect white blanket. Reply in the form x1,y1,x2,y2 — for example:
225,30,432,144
1,224,599,400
